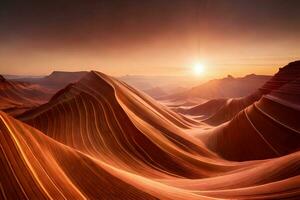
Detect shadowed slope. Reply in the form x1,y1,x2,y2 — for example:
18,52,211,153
2,97,300,199
2,62,300,199
202,91,263,125
202,62,300,161
174,98,227,120
0,75,52,116
164,74,270,101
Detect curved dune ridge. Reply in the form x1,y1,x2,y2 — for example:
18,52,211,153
181,61,300,126
202,91,263,125
201,61,300,161
0,75,52,116
176,88,264,126
1,62,300,199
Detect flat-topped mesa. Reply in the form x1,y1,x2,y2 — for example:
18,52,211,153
47,70,88,78
260,60,300,94
39,70,88,90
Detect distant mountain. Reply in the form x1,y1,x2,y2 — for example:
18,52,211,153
165,74,271,101
201,61,300,161
0,75,52,116
41,71,88,87
143,86,188,100
3,74,43,79
118,75,154,90
179,61,300,126
142,87,167,99
7,71,88,91
118,75,196,95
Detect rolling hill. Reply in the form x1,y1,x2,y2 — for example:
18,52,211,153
1,62,300,199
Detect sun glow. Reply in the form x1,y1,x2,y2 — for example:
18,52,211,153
193,63,205,75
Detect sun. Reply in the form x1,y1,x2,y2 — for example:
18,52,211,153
193,63,205,75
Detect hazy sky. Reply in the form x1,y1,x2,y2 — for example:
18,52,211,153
0,0,300,78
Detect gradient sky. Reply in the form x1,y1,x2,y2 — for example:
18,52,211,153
0,0,300,78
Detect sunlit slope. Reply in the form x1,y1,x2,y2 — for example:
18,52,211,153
2,106,300,199
20,71,230,179
1,63,300,199
0,111,157,199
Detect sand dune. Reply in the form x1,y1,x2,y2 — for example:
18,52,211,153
20,71,218,179
2,109,300,199
0,75,52,116
1,62,300,199
201,62,300,161
180,61,300,125
201,91,263,125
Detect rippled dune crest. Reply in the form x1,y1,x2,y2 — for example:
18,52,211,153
1,61,300,199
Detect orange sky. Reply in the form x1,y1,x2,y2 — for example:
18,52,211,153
0,0,300,78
